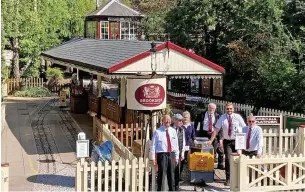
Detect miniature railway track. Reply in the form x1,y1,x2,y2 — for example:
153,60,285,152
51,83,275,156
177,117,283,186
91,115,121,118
31,99,57,173
57,108,79,151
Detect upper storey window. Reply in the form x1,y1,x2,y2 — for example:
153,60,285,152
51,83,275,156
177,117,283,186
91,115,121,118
101,21,109,39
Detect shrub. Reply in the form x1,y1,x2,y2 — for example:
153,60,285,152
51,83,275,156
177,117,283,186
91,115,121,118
13,87,52,97
46,68,63,80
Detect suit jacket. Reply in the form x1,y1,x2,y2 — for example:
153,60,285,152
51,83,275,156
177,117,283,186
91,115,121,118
194,110,223,139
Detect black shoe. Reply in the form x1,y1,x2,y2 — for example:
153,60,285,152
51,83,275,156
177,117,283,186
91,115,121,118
217,164,224,170
224,180,230,186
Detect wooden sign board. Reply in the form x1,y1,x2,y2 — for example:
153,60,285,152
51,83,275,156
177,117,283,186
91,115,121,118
213,78,223,97
255,116,281,125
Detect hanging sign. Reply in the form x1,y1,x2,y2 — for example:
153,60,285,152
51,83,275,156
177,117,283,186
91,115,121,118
127,76,166,110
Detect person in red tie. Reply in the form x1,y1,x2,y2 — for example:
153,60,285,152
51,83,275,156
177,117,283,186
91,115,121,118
242,115,263,158
207,102,246,186
194,103,224,169
150,115,179,191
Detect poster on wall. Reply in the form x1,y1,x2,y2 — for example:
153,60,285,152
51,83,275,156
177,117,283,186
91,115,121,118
201,79,210,95
190,78,200,94
213,78,223,97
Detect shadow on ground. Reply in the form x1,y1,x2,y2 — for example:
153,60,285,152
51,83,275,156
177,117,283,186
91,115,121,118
27,174,75,188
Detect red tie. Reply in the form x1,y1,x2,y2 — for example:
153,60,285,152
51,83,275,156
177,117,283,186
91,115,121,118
166,129,172,152
228,115,232,137
246,128,252,149
208,114,213,132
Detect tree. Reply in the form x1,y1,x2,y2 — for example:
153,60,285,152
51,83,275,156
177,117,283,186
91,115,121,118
1,0,95,78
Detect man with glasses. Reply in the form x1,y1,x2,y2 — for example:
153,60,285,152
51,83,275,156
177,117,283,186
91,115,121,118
171,114,186,190
195,103,224,169
242,115,263,158
207,102,246,186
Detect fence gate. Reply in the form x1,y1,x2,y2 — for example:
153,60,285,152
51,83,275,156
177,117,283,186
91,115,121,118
75,158,154,192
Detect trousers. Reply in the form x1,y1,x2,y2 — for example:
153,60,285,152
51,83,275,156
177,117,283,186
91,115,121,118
224,139,236,181
157,152,176,191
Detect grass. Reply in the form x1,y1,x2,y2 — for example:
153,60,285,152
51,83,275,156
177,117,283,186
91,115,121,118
13,87,52,97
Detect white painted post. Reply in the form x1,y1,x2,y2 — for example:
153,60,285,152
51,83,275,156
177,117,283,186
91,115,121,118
230,155,240,192
152,111,157,133
279,113,283,156
77,69,79,81
238,155,248,191
1,163,9,192
298,125,305,155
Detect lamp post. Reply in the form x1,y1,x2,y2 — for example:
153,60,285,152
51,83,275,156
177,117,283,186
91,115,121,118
150,41,157,75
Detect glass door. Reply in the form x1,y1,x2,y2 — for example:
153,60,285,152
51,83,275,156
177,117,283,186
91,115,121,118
109,22,120,39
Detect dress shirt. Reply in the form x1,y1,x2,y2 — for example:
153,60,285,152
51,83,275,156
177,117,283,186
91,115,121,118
242,125,263,155
202,112,216,132
150,126,179,161
215,113,246,140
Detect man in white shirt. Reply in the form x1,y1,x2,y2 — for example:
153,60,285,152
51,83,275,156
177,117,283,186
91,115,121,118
151,115,179,191
195,103,224,169
242,115,263,158
208,102,246,186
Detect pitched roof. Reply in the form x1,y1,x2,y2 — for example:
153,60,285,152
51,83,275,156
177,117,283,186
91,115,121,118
87,0,142,17
41,38,163,72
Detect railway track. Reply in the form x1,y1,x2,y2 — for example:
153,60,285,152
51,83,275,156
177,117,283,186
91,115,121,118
31,98,57,173
30,98,81,174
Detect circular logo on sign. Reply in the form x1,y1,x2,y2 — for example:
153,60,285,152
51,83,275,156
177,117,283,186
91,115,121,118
134,84,165,107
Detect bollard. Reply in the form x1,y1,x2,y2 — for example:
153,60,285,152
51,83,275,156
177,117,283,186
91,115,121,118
1,163,9,192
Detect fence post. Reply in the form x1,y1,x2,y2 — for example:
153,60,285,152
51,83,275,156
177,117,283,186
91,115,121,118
230,154,240,192
298,125,305,155
1,163,9,192
279,113,283,156
238,155,248,191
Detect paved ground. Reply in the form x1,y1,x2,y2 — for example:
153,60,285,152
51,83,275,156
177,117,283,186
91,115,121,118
2,97,80,191
2,96,228,191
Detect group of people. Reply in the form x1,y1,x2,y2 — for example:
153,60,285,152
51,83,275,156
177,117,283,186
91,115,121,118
150,102,263,191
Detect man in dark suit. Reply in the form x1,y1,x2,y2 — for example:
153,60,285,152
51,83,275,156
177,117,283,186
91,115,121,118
194,103,224,169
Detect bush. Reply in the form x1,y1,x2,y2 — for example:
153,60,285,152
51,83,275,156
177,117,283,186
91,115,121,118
46,67,63,80
13,87,52,97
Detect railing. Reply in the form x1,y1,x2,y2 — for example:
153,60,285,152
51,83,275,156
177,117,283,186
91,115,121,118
4,77,69,95
1,163,9,192
101,98,122,124
263,128,299,156
6,77,44,94
167,92,305,118
230,154,305,191
75,158,153,192
93,117,135,160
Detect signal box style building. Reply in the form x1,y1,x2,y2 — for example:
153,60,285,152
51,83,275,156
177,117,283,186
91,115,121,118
85,0,143,40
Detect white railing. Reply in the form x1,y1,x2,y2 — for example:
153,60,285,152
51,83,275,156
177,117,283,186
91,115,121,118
263,128,299,156
93,117,135,160
167,92,305,118
230,154,305,191
75,158,153,192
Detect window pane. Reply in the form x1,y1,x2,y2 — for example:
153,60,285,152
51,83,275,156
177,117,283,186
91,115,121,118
101,21,109,39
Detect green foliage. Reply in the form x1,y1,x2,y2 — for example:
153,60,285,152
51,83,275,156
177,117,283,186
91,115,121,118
46,68,64,80
13,87,52,97
2,0,95,78
1,66,10,82
165,0,305,114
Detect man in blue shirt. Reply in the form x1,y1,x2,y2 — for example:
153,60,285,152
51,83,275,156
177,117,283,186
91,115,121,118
151,115,179,191
242,115,263,158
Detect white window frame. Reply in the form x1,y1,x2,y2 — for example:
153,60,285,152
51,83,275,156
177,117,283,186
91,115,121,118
100,21,109,39
120,21,130,40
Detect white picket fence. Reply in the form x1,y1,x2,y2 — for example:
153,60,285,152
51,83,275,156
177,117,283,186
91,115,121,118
167,92,305,118
230,154,305,191
263,128,301,156
76,158,153,192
